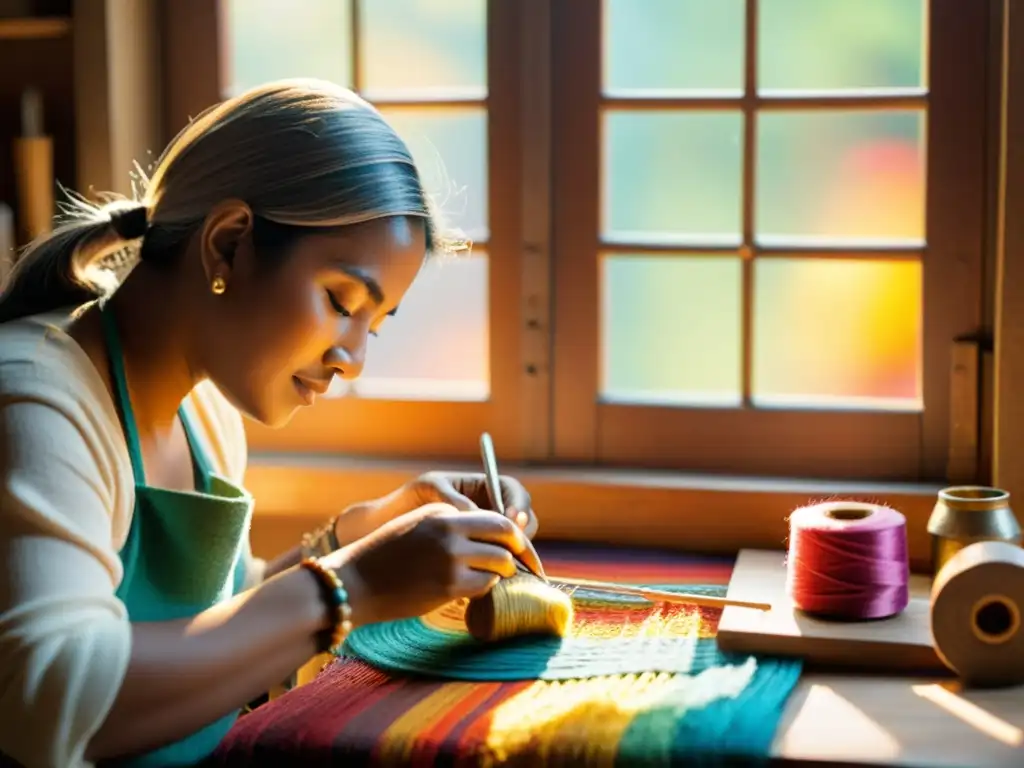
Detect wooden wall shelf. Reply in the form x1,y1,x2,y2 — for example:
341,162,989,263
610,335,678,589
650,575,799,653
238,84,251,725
0,14,74,246
0,16,71,40
0,0,160,249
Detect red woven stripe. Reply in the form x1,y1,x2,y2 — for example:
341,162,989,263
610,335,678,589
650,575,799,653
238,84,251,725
214,662,397,765
404,683,501,768
450,682,536,768
340,675,447,762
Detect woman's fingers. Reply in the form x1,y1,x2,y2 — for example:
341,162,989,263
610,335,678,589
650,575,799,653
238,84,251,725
456,541,519,580
516,537,545,579
413,475,479,512
448,512,546,579
496,476,538,538
453,565,501,598
506,506,539,539
498,475,532,515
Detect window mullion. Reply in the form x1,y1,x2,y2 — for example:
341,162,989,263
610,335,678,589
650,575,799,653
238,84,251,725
516,0,556,461
550,0,601,463
740,0,759,408
349,0,362,92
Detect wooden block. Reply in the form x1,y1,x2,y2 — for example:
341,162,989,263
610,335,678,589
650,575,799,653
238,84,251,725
717,549,948,675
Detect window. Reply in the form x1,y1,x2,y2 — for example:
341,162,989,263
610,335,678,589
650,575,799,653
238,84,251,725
211,0,531,459
550,0,988,480
164,0,989,481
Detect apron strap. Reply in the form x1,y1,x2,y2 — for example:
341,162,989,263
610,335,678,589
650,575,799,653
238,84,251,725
179,399,216,489
101,308,215,491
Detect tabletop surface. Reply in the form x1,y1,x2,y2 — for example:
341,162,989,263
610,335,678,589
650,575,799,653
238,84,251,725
214,542,1024,767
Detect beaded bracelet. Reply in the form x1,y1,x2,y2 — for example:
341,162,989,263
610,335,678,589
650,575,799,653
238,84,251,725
299,557,353,656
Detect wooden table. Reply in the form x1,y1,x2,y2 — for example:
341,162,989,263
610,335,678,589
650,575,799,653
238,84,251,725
773,674,1024,766
707,547,1024,767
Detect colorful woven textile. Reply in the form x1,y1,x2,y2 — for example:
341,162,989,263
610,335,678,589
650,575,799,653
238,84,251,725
211,544,802,767
345,584,755,681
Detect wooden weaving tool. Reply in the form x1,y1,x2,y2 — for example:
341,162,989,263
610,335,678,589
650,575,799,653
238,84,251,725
553,575,772,611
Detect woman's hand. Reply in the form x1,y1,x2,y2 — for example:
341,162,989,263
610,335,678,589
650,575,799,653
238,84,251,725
332,472,539,548
343,472,538,535
323,503,544,627
410,472,538,538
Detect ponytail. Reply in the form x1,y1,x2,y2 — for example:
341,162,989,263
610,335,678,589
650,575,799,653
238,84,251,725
0,197,148,325
2,79,463,326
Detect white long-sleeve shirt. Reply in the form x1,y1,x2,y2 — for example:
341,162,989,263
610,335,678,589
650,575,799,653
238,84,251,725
0,312,265,768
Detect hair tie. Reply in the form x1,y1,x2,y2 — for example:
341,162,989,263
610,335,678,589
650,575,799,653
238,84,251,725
108,205,149,241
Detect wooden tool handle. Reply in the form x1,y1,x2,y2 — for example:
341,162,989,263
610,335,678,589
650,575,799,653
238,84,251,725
554,575,772,612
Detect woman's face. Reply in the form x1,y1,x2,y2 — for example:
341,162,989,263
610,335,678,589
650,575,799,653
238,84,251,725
197,214,425,427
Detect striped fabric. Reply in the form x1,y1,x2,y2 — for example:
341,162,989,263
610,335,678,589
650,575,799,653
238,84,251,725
210,543,801,766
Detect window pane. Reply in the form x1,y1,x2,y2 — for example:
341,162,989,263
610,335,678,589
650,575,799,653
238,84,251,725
226,0,352,95
329,253,489,401
752,258,922,410
756,110,925,246
379,108,488,240
360,0,487,98
601,255,742,406
604,0,745,94
604,112,744,245
759,0,926,92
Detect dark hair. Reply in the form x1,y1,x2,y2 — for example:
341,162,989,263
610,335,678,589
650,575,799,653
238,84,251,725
0,78,462,325
0,202,136,323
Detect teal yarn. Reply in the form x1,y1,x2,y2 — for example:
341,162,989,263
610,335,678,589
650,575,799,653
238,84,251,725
613,661,803,766
344,584,798,683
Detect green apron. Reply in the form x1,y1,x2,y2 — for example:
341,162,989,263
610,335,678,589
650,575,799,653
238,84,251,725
100,309,253,767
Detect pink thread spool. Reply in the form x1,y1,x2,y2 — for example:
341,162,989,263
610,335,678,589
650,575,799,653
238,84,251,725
786,501,911,620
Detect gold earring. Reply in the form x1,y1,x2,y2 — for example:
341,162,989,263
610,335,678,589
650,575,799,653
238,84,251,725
211,275,227,295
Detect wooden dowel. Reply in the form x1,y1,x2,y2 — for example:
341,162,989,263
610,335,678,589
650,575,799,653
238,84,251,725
553,575,772,612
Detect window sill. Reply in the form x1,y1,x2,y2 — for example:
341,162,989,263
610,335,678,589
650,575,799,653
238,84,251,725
244,453,942,572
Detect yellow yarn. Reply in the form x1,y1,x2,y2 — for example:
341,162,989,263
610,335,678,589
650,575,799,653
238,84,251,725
465,572,574,642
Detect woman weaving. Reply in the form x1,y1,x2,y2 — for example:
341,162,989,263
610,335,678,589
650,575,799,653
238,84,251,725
0,80,543,768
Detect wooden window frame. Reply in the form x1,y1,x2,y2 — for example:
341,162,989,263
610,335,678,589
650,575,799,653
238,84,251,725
162,0,993,485
160,0,542,462
551,0,990,481
994,0,1024,501
156,0,1015,570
